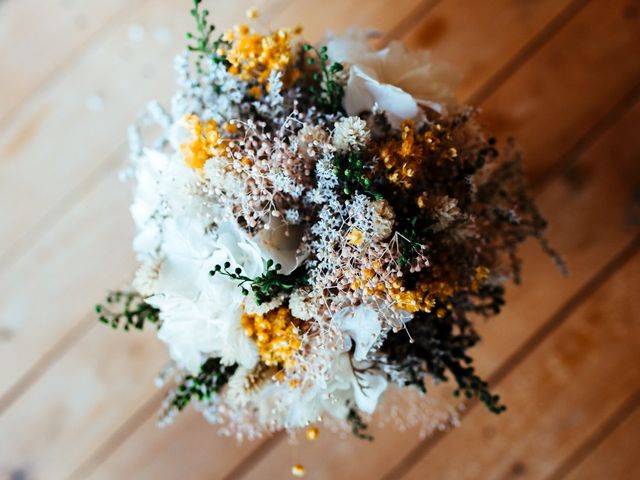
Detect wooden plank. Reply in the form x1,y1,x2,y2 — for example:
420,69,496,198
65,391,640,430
0,0,135,125
0,325,166,480
0,0,427,478
232,80,640,480
477,0,640,181
403,0,584,101
562,401,640,480
82,408,265,480
274,0,433,41
399,248,640,479
0,161,134,400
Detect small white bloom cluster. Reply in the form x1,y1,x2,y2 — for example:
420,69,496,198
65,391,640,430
105,12,556,442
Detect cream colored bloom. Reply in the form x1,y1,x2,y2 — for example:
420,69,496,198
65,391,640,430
326,30,460,127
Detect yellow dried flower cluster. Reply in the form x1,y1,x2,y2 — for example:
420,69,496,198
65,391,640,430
388,279,437,313
470,266,490,292
378,120,457,188
181,114,230,170
221,24,301,89
350,265,436,314
241,307,302,369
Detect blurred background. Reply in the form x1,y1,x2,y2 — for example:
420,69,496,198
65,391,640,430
1,0,639,478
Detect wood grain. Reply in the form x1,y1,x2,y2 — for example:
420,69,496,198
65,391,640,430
0,325,166,479
562,397,640,480
403,0,585,101
0,0,135,125
478,0,640,181
0,166,135,406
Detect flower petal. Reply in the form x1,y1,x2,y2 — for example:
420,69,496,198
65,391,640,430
334,305,381,361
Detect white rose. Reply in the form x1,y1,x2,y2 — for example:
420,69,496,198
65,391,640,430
326,30,460,127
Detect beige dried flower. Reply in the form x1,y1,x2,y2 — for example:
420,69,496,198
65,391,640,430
332,116,371,151
371,199,395,240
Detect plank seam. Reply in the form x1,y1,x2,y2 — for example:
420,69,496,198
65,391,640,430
380,0,441,44
0,314,94,415
468,0,591,106
533,80,640,191
70,387,167,480
223,432,286,480
0,143,124,271
546,387,640,480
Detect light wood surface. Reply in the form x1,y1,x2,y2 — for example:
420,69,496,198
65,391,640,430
1,0,638,479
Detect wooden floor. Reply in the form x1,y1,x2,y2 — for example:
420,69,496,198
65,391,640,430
1,0,639,478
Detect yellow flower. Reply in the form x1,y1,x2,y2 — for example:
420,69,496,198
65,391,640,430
241,307,302,369
180,114,230,170
377,120,455,188
223,24,300,85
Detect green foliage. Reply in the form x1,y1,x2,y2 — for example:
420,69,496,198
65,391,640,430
346,407,374,441
186,0,229,73
397,217,422,268
303,44,345,113
333,150,382,199
95,291,159,331
210,258,308,305
381,293,507,414
172,357,237,411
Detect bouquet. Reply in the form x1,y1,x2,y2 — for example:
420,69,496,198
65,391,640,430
97,1,562,449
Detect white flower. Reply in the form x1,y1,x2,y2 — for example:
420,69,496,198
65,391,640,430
148,289,258,374
155,217,221,298
130,149,168,259
132,256,163,297
242,293,284,316
332,116,371,152
339,355,388,415
216,221,265,278
333,305,381,362
147,219,269,371
130,148,167,230
249,350,387,427
288,290,318,321
326,30,459,127
167,116,191,152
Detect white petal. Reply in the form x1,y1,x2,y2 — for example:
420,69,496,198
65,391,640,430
334,305,381,362
253,216,304,274
353,371,388,414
